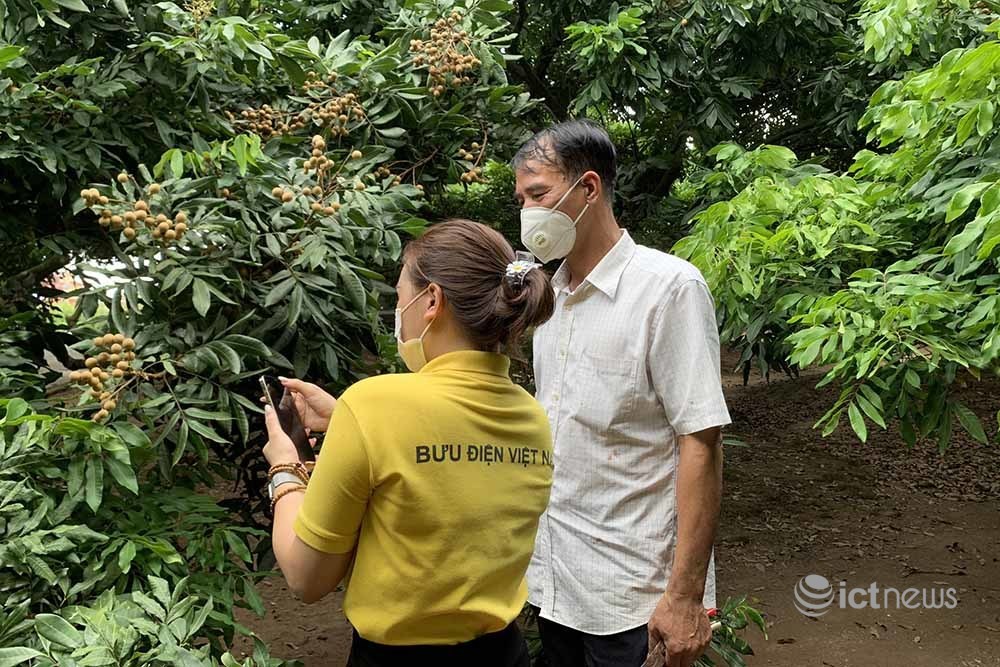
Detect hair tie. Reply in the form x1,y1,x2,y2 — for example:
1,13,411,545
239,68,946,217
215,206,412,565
504,251,542,289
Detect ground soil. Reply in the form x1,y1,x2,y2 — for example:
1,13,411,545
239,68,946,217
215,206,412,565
233,350,1000,666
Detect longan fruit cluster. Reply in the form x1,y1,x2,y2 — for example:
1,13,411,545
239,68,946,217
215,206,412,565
82,179,188,245
147,210,189,242
274,183,342,215
460,166,484,183
410,11,481,96
303,91,364,138
457,142,485,183
371,165,402,186
228,105,307,140
68,333,137,422
301,134,334,175
302,70,338,92
80,188,109,207
309,196,342,216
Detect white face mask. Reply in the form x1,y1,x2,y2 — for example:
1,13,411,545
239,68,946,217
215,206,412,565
520,174,589,262
394,286,434,372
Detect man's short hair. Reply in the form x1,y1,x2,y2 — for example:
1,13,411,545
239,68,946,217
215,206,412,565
512,119,617,200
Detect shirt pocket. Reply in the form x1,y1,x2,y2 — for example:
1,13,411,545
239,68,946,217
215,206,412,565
571,353,637,433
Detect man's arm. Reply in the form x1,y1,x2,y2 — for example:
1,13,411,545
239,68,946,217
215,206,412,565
668,426,723,602
648,426,723,666
645,277,731,666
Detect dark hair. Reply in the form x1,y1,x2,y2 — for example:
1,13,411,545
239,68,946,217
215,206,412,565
403,219,554,353
512,119,617,200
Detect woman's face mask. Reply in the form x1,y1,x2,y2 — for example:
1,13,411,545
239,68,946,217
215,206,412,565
519,174,589,262
394,285,435,372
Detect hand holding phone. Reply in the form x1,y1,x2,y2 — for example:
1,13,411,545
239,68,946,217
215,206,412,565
259,375,315,462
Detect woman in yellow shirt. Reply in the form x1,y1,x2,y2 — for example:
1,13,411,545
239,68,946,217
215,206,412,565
261,219,555,666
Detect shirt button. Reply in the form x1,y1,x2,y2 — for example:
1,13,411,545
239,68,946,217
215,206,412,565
552,392,560,400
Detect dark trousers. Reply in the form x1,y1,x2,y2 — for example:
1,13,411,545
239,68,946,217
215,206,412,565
536,611,648,667
347,622,530,667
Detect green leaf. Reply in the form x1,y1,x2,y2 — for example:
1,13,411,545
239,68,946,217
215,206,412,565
0,46,25,70
956,106,979,145
206,342,241,374
943,218,987,255
54,0,90,11
232,137,248,176
189,597,214,638
84,457,103,512
192,279,211,317
173,420,189,466
170,149,184,179
224,531,252,563
104,457,138,494
287,285,303,327
978,100,995,137
856,394,886,429
0,648,44,667
954,403,988,444
67,457,85,499
221,334,270,358
264,279,295,307
34,614,83,648
377,127,406,139
946,182,990,223
148,575,172,607
112,422,151,449
848,402,868,443
185,408,232,420
132,591,166,620
339,267,366,311
118,540,137,573
188,419,227,443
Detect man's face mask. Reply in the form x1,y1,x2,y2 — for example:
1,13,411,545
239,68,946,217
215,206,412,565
394,285,434,372
520,174,589,263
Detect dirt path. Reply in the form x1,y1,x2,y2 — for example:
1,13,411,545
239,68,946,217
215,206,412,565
235,352,1000,666
716,354,1000,666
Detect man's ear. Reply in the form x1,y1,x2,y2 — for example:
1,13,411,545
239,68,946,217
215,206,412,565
582,171,603,203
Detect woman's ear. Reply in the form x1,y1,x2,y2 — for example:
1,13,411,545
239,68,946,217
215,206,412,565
424,283,444,321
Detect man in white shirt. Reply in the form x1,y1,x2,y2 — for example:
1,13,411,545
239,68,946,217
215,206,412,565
514,120,731,667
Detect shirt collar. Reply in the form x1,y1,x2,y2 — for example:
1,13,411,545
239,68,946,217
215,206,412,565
551,230,636,299
419,350,511,378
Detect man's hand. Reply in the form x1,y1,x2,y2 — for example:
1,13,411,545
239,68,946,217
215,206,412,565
648,593,712,667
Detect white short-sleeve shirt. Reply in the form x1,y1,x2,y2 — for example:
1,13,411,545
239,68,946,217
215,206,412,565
527,230,732,635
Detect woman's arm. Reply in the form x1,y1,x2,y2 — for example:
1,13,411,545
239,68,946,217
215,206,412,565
264,405,356,603
271,490,353,603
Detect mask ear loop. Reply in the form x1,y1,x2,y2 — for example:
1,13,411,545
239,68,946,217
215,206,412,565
408,262,438,340
550,173,588,213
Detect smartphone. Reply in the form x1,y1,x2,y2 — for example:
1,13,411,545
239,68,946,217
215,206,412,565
259,375,315,462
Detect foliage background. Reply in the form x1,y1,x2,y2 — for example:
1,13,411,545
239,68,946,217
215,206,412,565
3,0,1000,663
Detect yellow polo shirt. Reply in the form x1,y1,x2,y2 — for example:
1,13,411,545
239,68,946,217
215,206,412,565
293,350,553,645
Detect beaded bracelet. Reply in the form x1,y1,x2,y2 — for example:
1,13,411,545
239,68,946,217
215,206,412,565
270,483,306,514
268,462,311,485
